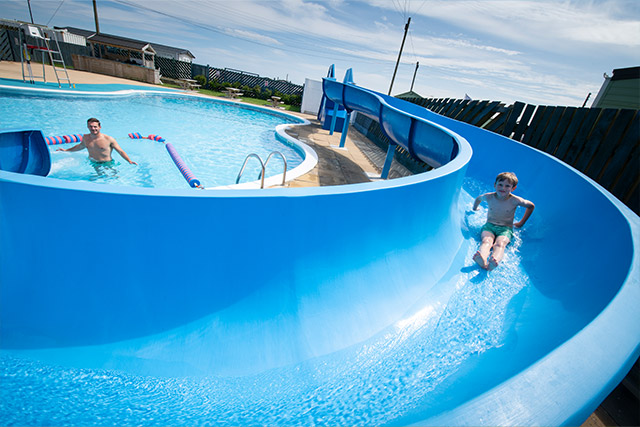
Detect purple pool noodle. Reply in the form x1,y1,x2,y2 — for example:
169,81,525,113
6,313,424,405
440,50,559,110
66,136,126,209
165,143,201,188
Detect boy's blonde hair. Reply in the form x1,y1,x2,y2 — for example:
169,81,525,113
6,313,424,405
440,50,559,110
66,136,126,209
495,172,518,187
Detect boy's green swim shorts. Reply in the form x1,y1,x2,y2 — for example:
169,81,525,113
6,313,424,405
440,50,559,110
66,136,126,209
481,222,514,240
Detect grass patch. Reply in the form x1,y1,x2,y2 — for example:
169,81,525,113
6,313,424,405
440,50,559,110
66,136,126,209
156,84,301,112
188,88,301,112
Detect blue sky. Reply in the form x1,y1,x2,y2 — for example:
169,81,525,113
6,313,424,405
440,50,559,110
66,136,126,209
2,0,639,106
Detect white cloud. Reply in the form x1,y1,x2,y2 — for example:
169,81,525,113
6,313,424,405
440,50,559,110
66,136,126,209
224,28,282,46
413,0,640,49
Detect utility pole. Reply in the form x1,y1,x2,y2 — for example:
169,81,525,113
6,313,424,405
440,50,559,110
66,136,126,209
410,61,419,92
93,0,100,33
27,0,34,24
388,17,411,96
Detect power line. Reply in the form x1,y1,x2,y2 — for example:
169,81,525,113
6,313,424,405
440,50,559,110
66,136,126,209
46,0,65,26
111,0,393,66
414,0,429,15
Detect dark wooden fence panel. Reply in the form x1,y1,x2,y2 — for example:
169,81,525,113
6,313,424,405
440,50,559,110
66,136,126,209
587,109,636,181
536,107,566,151
573,108,616,171
502,101,525,137
601,114,639,191
402,96,639,215
484,110,508,133
511,104,536,141
543,107,576,155
471,100,502,127
553,108,588,159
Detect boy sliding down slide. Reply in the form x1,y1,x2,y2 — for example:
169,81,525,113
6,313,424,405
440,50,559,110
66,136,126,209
473,172,535,271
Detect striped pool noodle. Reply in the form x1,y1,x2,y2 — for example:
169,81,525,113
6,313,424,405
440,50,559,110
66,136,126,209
128,132,144,139
166,143,201,188
45,134,83,145
148,134,165,142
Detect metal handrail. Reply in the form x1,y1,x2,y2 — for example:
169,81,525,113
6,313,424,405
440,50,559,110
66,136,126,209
236,153,265,188
260,151,287,186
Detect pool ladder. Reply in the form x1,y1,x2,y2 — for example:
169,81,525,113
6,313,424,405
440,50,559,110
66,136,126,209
236,152,287,188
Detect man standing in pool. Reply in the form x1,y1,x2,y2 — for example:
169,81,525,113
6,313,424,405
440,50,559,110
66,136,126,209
57,118,137,165
472,172,535,270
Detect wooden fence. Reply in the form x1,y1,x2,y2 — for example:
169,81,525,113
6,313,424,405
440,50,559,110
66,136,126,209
402,97,639,215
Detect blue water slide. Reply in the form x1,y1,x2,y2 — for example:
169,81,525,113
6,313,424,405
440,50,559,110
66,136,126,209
0,75,638,426
0,129,51,176
318,66,351,132
325,78,458,167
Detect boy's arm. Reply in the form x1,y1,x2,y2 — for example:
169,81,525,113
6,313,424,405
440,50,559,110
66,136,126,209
473,193,486,210
514,199,535,228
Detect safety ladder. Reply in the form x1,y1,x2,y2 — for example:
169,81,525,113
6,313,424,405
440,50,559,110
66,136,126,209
236,152,287,188
19,24,72,88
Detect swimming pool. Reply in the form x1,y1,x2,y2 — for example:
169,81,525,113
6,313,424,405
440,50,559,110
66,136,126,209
0,89,310,188
1,75,638,426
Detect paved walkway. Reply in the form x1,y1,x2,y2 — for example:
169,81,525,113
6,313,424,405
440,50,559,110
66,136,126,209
0,61,159,86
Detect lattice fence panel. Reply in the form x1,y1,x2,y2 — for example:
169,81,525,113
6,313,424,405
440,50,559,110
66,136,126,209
207,67,303,95
154,56,191,80
0,29,16,61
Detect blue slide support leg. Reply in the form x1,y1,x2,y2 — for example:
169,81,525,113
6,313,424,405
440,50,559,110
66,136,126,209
329,103,339,135
339,111,351,148
381,143,395,179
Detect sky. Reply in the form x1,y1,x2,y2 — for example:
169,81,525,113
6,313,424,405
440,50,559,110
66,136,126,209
2,0,639,106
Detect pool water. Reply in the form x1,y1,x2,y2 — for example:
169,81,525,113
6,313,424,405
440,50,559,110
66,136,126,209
0,92,304,188
0,181,532,426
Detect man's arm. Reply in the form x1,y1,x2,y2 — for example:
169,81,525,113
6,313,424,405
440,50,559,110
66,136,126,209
111,139,137,165
514,199,535,228
57,141,85,152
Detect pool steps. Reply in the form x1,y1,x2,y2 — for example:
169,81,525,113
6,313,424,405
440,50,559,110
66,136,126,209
236,151,287,188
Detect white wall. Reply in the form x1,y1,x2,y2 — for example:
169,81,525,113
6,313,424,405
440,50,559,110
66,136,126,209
301,78,323,115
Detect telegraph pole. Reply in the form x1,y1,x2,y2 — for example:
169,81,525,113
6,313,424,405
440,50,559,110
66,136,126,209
93,0,100,33
388,17,411,96
27,0,34,23
410,61,419,92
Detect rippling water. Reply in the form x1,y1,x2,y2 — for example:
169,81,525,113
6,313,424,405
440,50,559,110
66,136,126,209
0,93,303,188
